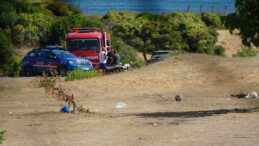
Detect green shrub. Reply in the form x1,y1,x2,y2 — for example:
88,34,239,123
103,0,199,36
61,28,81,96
131,58,146,68
201,12,222,28
232,48,257,57
4,54,22,77
101,10,136,22
213,45,225,56
111,35,145,68
111,11,219,55
0,28,11,63
137,11,171,22
46,0,82,16
65,69,99,81
0,129,6,144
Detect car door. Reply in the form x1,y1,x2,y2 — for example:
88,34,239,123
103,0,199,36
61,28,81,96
33,51,46,73
45,51,58,73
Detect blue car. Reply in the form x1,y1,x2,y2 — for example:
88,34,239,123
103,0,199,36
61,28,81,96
22,48,93,76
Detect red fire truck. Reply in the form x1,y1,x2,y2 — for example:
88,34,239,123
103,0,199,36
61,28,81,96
66,28,111,69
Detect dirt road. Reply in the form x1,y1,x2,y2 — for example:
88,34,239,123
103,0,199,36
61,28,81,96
0,54,259,146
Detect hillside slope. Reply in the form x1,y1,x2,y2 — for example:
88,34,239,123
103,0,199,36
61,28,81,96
215,30,259,57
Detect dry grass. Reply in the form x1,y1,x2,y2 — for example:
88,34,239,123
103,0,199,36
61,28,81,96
0,53,259,145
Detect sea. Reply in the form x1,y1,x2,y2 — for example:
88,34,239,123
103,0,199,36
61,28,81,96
61,0,236,15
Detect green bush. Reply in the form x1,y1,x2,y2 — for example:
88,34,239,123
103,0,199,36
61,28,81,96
0,28,11,63
213,45,225,56
65,69,99,81
111,35,145,68
137,11,171,22
110,11,218,55
101,10,136,22
201,12,222,28
4,54,22,77
131,59,146,68
0,129,6,144
46,0,82,16
232,48,257,57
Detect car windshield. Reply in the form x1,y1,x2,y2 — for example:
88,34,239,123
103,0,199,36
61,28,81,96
55,51,77,58
68,38,100,51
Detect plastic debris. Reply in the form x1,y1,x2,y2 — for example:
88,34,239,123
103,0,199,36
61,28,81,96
245,92,258,99
116,102,126,109
60,106,70,113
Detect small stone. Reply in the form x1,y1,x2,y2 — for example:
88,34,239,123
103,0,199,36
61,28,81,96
175,95,181,101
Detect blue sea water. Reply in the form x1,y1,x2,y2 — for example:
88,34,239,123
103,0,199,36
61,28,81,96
61,0,236,15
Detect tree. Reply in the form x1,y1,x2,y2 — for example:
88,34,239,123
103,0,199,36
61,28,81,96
49,15,104,44
0,2,18,28
224,0,259,47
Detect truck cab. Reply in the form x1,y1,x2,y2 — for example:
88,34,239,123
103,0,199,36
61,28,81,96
66,28,111,69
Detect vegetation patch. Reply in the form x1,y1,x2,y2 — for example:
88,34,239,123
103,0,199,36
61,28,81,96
254,104,259,110
107,11,225,56
232,48,257,57
65,68,99,81
0,129,6,144
110,35,145,68
3,53,22,77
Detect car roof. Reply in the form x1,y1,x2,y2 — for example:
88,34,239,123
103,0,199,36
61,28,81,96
155,50,171,53
31,49,67,53
153,50,183,53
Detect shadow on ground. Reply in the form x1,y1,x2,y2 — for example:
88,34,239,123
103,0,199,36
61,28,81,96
126,108,252,118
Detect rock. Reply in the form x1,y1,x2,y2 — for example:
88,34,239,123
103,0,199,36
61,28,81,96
175,95,181,101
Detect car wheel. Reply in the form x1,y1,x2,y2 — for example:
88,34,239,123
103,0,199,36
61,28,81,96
23,67,33,77
59,66,67,77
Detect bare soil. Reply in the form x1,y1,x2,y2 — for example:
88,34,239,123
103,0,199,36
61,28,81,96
1,53,259,146
0,30,259,146
215,30,259,57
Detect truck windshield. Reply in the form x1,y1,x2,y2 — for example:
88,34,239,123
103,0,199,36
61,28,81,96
68,38,100,51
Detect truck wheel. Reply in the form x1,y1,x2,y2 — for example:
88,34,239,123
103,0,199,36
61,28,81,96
24,67,33,77
59,66,67,77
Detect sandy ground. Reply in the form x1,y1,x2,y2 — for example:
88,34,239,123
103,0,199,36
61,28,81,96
0,30,259,145
0,53,259,146
215,30,259,57
215,30,244,57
